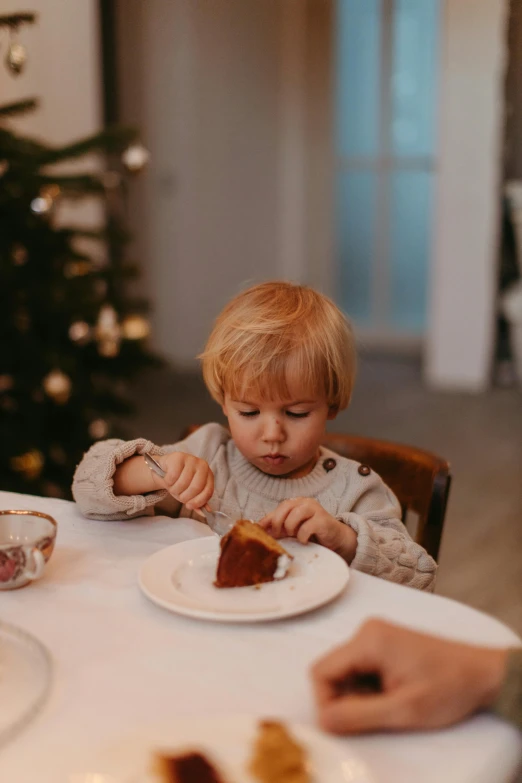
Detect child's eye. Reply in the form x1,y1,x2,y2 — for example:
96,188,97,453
239,410,259,417
286,411,310,419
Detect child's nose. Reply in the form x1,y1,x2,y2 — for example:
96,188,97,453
262,417,285,442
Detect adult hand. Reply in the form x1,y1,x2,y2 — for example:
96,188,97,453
311,619,508,733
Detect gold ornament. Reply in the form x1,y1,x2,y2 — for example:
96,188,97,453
89,419,109,440
0,160,9,177
43,370,72,404
94,279,108,299
0,397,17,412
64,260,92,279
71,236,108,270
42,481,65,499
11,450,44,480
0,375,14,393
122,143,150,173
49,444,67,465
95,305,121,357
11,243,28,266
121,314,151,340
69,321,91,344
101,171,122,190
6,41,27,75
14,308,30,332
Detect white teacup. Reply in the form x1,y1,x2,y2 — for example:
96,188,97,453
0,510,57,590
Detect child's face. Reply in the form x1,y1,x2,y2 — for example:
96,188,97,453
222,386,337,479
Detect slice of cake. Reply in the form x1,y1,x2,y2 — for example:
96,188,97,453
215,519,291,588
249,720,311,783
154,751,227,783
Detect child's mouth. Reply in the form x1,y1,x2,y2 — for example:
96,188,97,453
261,454,287,466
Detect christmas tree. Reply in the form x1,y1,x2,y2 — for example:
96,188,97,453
0,11,158,498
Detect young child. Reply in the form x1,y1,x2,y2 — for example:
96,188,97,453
73,281,437,591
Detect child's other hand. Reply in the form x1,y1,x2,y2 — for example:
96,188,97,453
152,452,214,511
258,498,357,563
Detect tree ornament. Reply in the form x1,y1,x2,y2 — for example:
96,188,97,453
5,40,26,75
64,260,92,278
95,304,121,357
0,396,17,412
121,314,151,340
122,143,150,173
0,375,14,392
101,171,122,190
30,184,61,215
0,160,9,177
49,444,67,465
89,419,109,439
43,369,72,404
68,321,91,344
14,308,30,332
11,243,28,266
11,450,44,480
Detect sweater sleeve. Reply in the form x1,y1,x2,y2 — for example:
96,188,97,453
72,423,228,521
337,470,438,592
491,648,522,730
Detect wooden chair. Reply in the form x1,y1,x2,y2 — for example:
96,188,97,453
181,426,451,562
321,433,451,562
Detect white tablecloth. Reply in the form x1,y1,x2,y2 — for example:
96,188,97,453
0,490,521,783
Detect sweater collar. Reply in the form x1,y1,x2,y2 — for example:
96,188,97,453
227,440,339,501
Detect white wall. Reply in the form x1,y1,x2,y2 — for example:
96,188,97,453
2,0,101,143
1,0,103,228
116,0,334,367
425,0,509,390
117,0,285,366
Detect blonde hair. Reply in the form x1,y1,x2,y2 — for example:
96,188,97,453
199,281,356,411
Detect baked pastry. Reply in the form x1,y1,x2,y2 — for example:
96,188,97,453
155,751,226,783
249,720,310,783
215,519,291,588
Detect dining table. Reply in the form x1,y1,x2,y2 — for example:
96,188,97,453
1,488,521,783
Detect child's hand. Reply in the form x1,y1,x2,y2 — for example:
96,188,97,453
258,498,357,562
152,452,214,511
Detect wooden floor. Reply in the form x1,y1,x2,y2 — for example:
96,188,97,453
127,356,522,637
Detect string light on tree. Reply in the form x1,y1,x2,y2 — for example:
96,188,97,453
11,449,44,480
68,321,91,344
43,369,72,404
122,143,150,173
30,184,60,215
89,419,109,440
95,304,121,357
121,314,150,340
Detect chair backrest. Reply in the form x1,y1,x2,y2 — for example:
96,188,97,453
321,433,451,561
181,425,451,561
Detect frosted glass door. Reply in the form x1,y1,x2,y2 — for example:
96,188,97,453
335,0,440,335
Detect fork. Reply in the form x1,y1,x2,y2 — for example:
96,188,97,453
143,452,234,537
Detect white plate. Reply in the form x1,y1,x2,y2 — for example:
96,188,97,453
0,621,53,746
75,715,372,783
139,536,349,622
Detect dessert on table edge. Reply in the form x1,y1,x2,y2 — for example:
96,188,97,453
249,720,311,783
153,720,310,783
154,750,226,783
215,519,292,588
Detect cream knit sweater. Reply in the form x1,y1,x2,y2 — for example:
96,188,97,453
72,423,437,591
